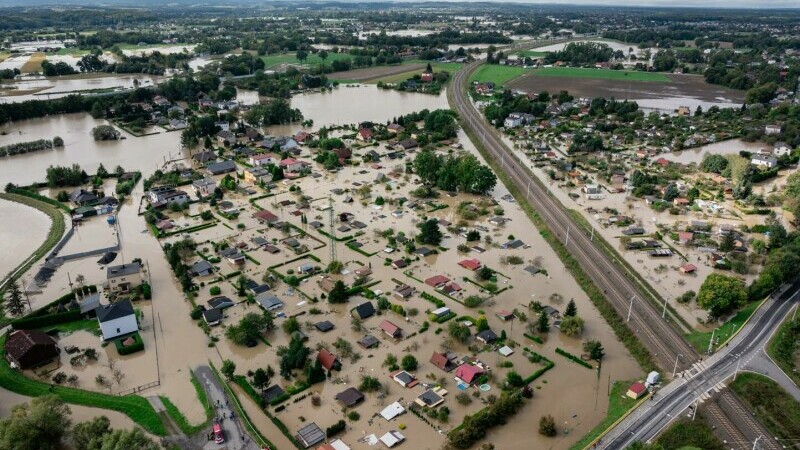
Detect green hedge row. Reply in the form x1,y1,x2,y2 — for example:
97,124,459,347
114,332,144,355
6,187,72,213
555,347,593,369
431,311,457,324
421,291,446,308
523,333,543,344
523,358,555,384
11,309,82,330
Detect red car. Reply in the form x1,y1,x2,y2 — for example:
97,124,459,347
213,420,225,444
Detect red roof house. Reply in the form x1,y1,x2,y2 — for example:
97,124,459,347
627,382,647,399
318,348,341,371
430,351,456,372
424,275,450,288
458,259,482,271
421,72,434,83
455,364,485,385
358,128,373,142
679,263,697,274
252,210,279,223
380,320,402,339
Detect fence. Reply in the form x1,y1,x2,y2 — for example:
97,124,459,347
117,380,160,396
46,226,75,260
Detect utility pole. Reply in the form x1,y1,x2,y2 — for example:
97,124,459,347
662,297,668,319
627,295,636,322
707,328,717,354
752,435,763,450
590,226,594,242
691,399,698,421
672,353,682,377
565,224,571,248
734,358,741,381
328,195,337,263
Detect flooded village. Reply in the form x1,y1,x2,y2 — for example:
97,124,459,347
1,4,800,450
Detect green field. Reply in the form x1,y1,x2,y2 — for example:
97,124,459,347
531,67,671,82
363,60,464,84
260,51,354,69
731,372,800,440
684,300,761,352
768,315,800,385
468,64,529,86
656,418,725,450
517,50,546,58
568,380,643,449
0,334,166,435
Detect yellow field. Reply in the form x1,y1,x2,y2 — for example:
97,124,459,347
20,52,46,74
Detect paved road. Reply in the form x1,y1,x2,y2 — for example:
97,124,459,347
599,284,800,449
195,365,260,450
448,60,788,449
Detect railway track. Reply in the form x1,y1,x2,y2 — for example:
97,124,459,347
449,60,779,449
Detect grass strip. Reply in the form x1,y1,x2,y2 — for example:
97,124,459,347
684,300,761,353
730,372,800,440
570,381,648,450
767,315,800,385
159,395,208,435
0,334,166,435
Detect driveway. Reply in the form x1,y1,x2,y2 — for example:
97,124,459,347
195,365,260,450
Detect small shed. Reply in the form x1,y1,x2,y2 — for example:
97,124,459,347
358,335,379,349
296,422,325,448
627,382,647,399
335,387,365,407
380,320,402,339
679,263,697,274
379,402,406,421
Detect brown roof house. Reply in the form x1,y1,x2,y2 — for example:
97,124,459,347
335,387,365,408
380,320,402,339
317,348,341,371
430,351,456,372
5,330,59,369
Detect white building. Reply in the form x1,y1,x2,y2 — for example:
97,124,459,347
192,178,217,198
147,186,189,206
214,121,230,132
765,124,782,135
249,153,280,167
774,142,792,157
751,154,778,169
96,300,138,341
106,262,143,293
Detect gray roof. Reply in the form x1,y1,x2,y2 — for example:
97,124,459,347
418,389,444,406
352,301,375,319
335,387,364,407
296,423,325,448
202,308,223,324
315,321,335,332
106,262,141,279
207,160,237,174
476,329,498,343
358,334,379,348
256,293,283,310
96,299,135,323
79,293,101,314
190,260,213,275
394,371,415,385
208,296,235,309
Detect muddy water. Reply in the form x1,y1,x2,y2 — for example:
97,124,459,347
267,85,449,135
660,138,765,165
0,74,164,103
0,113,183,186
0,198,51,279
533,39,641,55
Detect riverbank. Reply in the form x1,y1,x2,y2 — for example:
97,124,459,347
0,192,66,294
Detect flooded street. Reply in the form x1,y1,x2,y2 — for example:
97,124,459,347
0,198,51,278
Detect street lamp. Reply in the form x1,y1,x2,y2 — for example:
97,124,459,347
672,353,683,377
627,295,636,322
707,327,720,354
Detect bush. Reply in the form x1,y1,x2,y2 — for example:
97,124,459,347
539,414,557,436
114,332,144,355
347,411,360,421
326,420,346,437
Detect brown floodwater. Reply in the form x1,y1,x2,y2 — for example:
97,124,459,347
659,138,765,165
0,74,164,103
0,198,51,279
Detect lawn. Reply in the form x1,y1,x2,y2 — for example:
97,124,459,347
767,315,800,385
260,51,353,69
0,334,166,435
516,50,546,58
656,418,725,450
362,60,463,84
468,64,529,86
39,319,100,336
684,300,762,353
568,380,644,449
531,67,671,82
730,372,800,440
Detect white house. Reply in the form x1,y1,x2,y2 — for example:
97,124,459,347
250,152,280,166
96,300,138,341
774,142,792,157
583,184,605,200
765,124,782,135
504,113,524,128
192,178,216,198
106,262,143,293
751,154,778,169
214,121,230,132
148,186,189,207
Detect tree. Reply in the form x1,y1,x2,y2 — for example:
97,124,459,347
584,340,605,362
282,316,300,335
700,154,728,174
418,219,443,246
226,312,273,345
537,312,550,333
328,280,349,304
296,49,308,64
564,299,577,317
96,428,159,450
221,359,236,381
90,102,104,119
539,415,557,436
560,316,585,337
383,353,398,370
0,395,71,450
279,336,310,378
401,354,418,371
697,274,747,319
448,321,471,344
475,315,489,332
466,230,481,242
71,416,111,450
253,366,275,391
53,136,64,147
318,50,329,67
3,277,26,316
719,233,735,252
505,371,524,388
